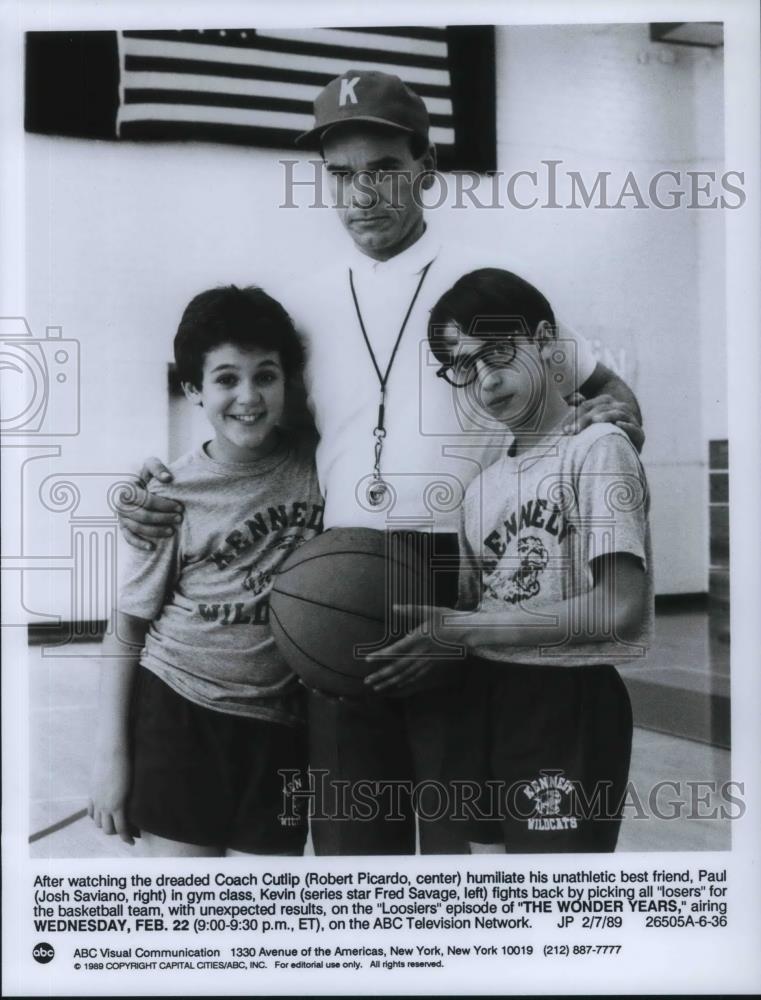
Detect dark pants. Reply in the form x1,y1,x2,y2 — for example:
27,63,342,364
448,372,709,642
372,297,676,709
307,531,467,856
455,657,634,853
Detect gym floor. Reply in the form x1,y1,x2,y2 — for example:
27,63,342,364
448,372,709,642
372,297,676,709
29,608,731,859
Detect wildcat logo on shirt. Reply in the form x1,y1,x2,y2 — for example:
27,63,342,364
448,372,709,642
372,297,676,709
198,530,316,624
485,535,549,604
243,533,308,596
482,496,577,605
243,569,273,598
522,770,578,831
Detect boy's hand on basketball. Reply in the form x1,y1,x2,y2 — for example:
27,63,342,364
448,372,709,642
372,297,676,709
364,605,463,696
116,457,183,552
563,394,645,453
88,751,137,845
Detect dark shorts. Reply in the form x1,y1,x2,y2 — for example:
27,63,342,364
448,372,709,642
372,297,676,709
445,657,633,853
128,668,308,854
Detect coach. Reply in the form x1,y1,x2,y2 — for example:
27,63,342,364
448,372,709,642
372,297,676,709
120,71,643,856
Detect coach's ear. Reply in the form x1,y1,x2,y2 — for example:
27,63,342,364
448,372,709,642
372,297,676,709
418,143,438,190
182,382,203,406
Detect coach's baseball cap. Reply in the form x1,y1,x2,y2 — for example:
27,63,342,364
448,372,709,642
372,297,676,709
296,70,430,147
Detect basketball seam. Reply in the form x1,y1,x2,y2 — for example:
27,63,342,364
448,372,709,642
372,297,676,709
275,548,425,579
270,604,369,681
271,585,386,624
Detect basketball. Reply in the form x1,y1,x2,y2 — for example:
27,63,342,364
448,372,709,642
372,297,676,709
269,528,430,697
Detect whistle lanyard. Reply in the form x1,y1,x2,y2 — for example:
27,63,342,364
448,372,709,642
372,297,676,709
348,260,432,506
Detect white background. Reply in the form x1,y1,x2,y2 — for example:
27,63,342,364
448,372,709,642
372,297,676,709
2,0,760,995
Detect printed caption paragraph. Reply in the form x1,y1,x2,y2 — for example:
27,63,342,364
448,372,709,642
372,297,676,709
30,864,729,975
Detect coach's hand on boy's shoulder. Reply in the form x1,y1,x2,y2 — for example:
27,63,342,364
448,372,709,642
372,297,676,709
117,457,183,551
562,393,645,452
364,604,465,697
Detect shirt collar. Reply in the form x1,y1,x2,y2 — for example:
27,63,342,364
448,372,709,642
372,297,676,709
347,221,441,278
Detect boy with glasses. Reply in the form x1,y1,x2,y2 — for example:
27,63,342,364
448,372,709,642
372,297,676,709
368,268,652,852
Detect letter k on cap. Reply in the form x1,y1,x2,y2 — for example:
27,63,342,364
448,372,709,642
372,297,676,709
339,76,360,105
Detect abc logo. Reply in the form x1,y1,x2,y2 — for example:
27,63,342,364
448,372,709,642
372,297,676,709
33,942,55,964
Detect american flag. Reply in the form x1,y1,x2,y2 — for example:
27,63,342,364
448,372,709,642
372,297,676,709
26,27,496,171
117,28,456,152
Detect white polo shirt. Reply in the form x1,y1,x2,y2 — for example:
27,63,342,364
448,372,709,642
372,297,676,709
284,225,596,533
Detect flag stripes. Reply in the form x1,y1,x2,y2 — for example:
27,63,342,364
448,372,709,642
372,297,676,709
117,28,457,149
25,26,496,171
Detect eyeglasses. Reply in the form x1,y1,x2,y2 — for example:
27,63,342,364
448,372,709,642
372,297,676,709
435,341,517,388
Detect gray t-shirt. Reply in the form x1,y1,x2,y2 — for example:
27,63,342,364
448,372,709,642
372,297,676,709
119,434,324,726
458,423,653,667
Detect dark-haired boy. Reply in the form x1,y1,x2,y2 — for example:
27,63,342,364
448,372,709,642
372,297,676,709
89,285,323,856
368,268,652,852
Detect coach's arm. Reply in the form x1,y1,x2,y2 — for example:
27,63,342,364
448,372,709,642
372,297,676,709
564,362,644,453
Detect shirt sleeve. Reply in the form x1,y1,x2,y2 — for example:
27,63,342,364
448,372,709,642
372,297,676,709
577,431,649,571
553,320,597,393
117,487,182,622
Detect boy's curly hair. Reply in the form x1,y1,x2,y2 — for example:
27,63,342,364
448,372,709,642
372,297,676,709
174,285,303,389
